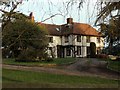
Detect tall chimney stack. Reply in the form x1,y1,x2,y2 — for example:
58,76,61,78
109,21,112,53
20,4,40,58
29,12,34,22
67,18,73,24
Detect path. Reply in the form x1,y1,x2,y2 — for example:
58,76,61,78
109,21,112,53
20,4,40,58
2,58,120,80
66,58,119,79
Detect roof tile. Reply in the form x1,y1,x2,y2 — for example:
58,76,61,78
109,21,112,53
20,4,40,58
38,22,102,36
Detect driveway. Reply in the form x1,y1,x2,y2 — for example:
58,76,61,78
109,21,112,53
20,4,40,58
2,58,119,80
66,58,119,79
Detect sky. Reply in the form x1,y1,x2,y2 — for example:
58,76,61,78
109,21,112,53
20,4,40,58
14,0,99,26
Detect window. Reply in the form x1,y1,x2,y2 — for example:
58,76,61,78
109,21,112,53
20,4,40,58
49,47,52,50
86,36,90,43
77,35,81,42
66,47,71,56
77,46,81,55
97,37,100,43
49,37,53,43
65,35,69,43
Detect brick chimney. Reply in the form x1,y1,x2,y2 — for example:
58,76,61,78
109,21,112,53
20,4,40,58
67,18,73,24
29,12,34,22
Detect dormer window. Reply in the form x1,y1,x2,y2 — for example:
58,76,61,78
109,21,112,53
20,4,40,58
56,28,60,31
77,35,81,42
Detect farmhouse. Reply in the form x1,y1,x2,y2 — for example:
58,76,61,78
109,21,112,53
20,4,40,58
30,13,104,58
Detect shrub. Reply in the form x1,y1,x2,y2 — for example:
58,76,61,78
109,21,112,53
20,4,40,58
116,56,120,61
45,57,53,62
16,47,39,62
96,54,108,59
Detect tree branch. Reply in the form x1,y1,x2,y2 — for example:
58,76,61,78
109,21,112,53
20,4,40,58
41,13,63,22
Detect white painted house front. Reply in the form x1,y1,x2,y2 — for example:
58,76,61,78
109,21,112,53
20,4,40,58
39,18,104,58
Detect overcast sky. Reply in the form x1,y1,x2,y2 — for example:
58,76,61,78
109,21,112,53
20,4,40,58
15,0,99,26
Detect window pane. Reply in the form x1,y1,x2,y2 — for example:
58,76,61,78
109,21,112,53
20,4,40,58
86,36,90,43
65,36,69,43
66,47,71,56
49,37,53,43
77,35,81,42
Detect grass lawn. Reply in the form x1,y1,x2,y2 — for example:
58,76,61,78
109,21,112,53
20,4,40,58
107,60,120,72
2,58,76,67
2,69,119,88
97,58,120,72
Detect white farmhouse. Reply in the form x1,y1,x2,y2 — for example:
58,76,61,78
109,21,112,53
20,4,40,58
38,18,104,58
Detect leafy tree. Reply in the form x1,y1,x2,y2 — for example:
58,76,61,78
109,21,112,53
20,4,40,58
95,2,120,54
1,0,49,61
2,17,48,61
1,6,49,61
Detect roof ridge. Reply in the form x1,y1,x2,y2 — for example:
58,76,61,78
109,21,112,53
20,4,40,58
73,22,91,26
37,22,60,26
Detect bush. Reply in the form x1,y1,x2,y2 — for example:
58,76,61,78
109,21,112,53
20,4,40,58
16,47,50,62
16,47,39,62
96,54,108,59
45,57,53,62
116,56,120,61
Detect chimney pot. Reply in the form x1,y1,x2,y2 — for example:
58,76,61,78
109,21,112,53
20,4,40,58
67,18,73,24
29,12,34,22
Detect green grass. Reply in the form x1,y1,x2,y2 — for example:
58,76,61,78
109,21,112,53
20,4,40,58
2,69,119,88
107,60,120,72
2,58,76,67
97,58,120,72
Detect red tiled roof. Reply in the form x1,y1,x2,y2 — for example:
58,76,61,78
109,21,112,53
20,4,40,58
38,22,102,36
61,22,102,36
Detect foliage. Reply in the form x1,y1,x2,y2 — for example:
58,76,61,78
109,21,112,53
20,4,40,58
102,43,120,55
108,60,120,72
96,54,108,59
3,19,48,61
3,58,76,66
1,0,50,61
16,47,40,62
90,42,96,58
45,57,53,62
95,2,120,54
96,58,120,72
2,12,29,30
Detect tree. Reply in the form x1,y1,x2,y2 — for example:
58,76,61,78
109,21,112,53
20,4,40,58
95,2,120,54
3,16,49,61
1,0,49,61
1,3,49,60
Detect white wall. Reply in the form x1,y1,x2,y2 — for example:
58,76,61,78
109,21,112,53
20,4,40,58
48,35,61,58
47,34,104,58
48,35,61,47
61,35,104,57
